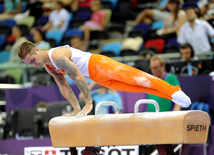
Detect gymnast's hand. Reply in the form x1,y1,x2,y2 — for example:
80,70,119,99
76,103,93,118
63,110,80,117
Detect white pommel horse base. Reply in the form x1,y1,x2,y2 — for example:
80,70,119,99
49,99,210,155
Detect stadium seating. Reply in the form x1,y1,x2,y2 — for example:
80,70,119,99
102,42,122,56
46,30,64,46
0,19,16,30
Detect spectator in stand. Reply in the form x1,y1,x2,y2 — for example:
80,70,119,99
148,55,181,112
40,0,82,13
32,28,51,50
7,25,28,63
197,0,209,18
139,49,155,60
134,0,169,25
177,7,214,54
79,0,106,50
58,0,74,12
199,0,214,28
179,44,199,76
0,0,22,21
70,35,85,51
42,1,70,32
180,43,197,61
78,81,123,114
156,0,186,41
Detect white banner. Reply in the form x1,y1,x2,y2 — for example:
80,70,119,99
24,146,139,155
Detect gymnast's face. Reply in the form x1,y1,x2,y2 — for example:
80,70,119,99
150,59,165,78
22,47,44,67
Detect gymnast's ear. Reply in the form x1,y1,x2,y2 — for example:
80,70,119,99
35,46,39,52
34,46,41,55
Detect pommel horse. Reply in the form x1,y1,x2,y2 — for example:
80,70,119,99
49,99,210,155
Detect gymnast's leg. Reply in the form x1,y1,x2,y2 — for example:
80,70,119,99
88,54,191,107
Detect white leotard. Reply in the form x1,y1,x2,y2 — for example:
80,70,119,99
48,45,92,77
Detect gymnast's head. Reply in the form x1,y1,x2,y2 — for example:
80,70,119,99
17,41,46,67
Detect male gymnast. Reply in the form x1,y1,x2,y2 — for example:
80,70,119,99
17,41,191,117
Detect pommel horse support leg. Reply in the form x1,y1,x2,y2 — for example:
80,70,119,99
49,99,210,155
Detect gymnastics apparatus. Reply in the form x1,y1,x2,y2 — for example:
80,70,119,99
49,99,210,155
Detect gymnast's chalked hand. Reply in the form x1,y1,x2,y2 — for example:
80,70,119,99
62,110,80,117
76,103,93,118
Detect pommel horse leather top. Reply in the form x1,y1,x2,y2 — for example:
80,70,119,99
49,99,210,148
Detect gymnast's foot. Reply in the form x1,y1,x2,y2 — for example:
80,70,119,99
171,90,191,108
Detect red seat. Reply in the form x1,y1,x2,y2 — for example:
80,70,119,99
131,0,137,9
144,38,165,54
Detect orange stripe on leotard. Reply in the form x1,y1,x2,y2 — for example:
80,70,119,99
45,59,74,74
45,57,76,75
46,64,66,74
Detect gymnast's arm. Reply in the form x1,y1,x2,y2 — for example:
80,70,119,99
78,81,97,99
45,65,81,116
52,51,93,117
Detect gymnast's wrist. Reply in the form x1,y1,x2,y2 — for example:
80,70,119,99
73,108,81,112
73,105,81,111
85,101,93,106
87,100,93,104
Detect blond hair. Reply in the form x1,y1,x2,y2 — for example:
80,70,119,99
150,55,165,66
17,41,36,59
91,0,102,7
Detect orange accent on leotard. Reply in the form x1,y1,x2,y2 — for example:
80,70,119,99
46,58,74,74
46,64,66,74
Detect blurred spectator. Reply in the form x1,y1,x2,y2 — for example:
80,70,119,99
0,0,22,21
200,0,214,31
14,0,43,22
139,49,155,60
198,0,210,18
32,28,51,50
40,0,56,16
156,0,186,40
70,35,84,51
177,7,214,54
201,0,214,20
134,0,169,25
41,0,79,13
6,25,28,63
180,43,197,61
35,101,48,138
42,1,69,32
79,0,106,50
179,44,199,76
78,82,123,114
148,55,181,111
36,101,48,112
59,0,75,12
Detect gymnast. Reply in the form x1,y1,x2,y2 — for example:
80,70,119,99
17,41,191,117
